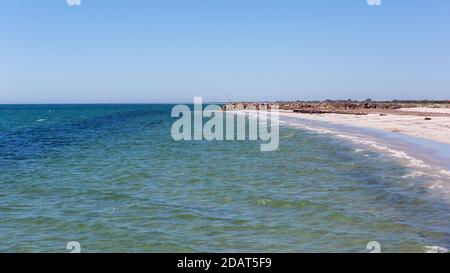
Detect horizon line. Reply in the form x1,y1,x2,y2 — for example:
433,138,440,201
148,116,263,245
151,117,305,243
1,99,449,105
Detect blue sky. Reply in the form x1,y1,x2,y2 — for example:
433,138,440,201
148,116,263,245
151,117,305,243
1,0,449,103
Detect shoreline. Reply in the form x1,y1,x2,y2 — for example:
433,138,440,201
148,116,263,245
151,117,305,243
277,111,450,170
228,109,450,193
282,112,450,198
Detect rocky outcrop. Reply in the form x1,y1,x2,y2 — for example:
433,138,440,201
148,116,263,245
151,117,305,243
293,109,368,115
223,103,278,111
223,100,450,115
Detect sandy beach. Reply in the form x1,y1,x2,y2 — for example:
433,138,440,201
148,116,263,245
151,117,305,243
278,108,450,145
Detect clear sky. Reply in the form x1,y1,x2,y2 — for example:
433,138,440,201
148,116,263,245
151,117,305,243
1,0,449,103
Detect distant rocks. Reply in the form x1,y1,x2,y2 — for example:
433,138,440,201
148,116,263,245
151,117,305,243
223,100,450,116
223,103,277,111
224,100,402,115
280,101,402,111
293,109,368,115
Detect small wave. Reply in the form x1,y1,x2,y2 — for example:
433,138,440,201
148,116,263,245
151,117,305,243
402,171,426,178
428,183,443,190
310,127,431,168
354,148,370,157
36,119,46,122
280,132,295,139
424,246,448,253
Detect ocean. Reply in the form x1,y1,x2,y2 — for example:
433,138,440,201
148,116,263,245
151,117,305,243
0,104,449,252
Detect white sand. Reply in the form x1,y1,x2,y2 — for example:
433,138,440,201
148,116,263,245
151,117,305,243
278,108,450,144
398,107,450,114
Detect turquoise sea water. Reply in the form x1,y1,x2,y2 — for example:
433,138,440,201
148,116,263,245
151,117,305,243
0,104,449,252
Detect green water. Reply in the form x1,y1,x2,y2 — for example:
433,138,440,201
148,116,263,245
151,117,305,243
0,104,449,252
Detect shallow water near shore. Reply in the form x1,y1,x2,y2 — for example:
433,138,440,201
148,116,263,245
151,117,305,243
279,114,450,177
1,104,449,252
